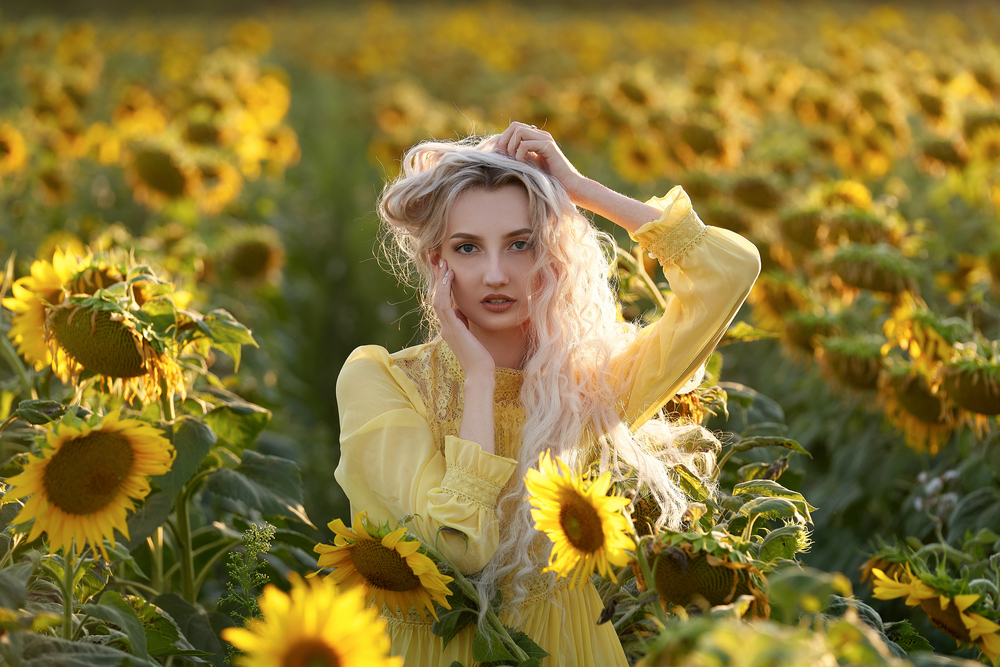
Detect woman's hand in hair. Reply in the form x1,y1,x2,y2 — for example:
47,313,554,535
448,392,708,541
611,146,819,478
496,121,661,234
432,258,496,379
495,121,587,198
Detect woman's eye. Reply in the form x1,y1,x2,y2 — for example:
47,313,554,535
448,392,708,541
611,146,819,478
511,240,530,251
456,243,477,254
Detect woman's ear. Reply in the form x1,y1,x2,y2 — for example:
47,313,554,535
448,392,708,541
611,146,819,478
429,249,441,266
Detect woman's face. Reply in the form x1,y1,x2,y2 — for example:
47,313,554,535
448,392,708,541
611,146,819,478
436,184,535,337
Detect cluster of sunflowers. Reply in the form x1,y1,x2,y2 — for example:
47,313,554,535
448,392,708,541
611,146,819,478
0,19,298,220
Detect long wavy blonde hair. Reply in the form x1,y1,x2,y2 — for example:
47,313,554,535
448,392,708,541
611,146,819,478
378,135,717,624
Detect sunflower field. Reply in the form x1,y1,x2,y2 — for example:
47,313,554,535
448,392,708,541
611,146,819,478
1,1,1000,665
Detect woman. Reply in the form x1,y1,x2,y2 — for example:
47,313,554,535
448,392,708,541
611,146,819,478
334,122,761,665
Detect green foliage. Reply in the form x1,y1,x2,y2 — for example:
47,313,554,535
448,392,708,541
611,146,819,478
220,522,275,626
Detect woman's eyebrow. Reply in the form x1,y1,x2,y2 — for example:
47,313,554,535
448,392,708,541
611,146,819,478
449,228,532,241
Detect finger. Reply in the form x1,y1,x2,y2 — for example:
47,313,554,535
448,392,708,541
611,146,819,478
514,139,552,164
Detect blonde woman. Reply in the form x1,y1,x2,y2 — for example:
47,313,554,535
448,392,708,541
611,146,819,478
334,122,761,665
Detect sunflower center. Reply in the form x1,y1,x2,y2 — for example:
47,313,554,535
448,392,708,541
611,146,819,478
919,598,972,643
282,639,341,667
134,149,187,197
349,539,421,592
558,491,605,553
42,431,135,515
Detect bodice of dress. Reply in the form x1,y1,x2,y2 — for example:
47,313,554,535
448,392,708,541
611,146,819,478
394,341,526,461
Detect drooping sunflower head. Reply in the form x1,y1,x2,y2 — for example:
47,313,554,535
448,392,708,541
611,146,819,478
881,293,971,374
2,410,175,561
222,573,402,667
44,298,185,403
223,226,285,283
525,451,635,588
823,209,902,247
313,512,453,620
829,243,918,297
819,334,886,392
878,360,956,455
731,175,782,212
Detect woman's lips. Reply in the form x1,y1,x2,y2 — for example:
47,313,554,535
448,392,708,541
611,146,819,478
481,295,516,312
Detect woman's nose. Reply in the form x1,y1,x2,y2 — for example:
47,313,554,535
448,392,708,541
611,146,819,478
483,256,509,286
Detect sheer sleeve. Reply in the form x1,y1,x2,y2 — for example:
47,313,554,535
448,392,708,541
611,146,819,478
612,186,761,431
333,345,518,574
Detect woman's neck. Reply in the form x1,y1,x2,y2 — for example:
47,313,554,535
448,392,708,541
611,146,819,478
469,324,529,370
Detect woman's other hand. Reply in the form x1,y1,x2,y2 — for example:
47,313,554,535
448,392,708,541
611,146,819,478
432,258,496,378
494,121,587,198
493,121,660,234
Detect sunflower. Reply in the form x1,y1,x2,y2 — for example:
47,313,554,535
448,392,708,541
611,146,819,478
2,248,84,370
878,364,956,455
124,144,200,210
872,567,1000,661
967,124,1000,168
881,294,970,376
820,335,885,392
313,512,453,620
610,132,667,184
0,123,28,176
196,160,243,216
2,410,175,561
870,565,936,605
223,574,401,667
44,300,185,403
525,451,635,587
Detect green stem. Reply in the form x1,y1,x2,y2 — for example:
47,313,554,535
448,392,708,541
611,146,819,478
148,526,164,593
61,551,76,641
714,446,735,481
635,538,670,628
174,490,196,604
420,541,528,662
108,578,161,597
0,414,16,437
0,334,33,399
193,540,241,595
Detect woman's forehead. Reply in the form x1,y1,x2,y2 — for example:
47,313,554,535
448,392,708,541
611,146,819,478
446,185,532,236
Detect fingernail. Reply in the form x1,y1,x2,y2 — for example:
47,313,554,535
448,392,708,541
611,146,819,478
438,259,444,268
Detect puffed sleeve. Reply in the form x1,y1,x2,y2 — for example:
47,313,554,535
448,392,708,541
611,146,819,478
612,186,761,431
333,345,518,574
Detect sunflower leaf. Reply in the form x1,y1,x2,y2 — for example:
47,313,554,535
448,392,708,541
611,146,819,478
508,629,549,660
0,631,151,666
472,626,514,663
732,479,817,522
0,559,34,609
204,450,314,528
82,592,148,659
738,497,803,523
732,436,810,458
155,417,217,502
432,591,478,649
153,594,227,667
120,491,174,552
203,402,271,451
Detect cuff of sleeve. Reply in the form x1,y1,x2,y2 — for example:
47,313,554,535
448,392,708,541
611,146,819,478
629,185,708,267
440,436,518,509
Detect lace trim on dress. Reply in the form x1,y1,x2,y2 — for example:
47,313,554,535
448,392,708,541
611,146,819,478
394,340,525,454
442,464,505,508
643,208,708,268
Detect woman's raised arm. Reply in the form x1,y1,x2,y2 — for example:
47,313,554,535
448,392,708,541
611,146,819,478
493,121,661,233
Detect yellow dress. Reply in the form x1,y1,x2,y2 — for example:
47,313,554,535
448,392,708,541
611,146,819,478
333,186,761,666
